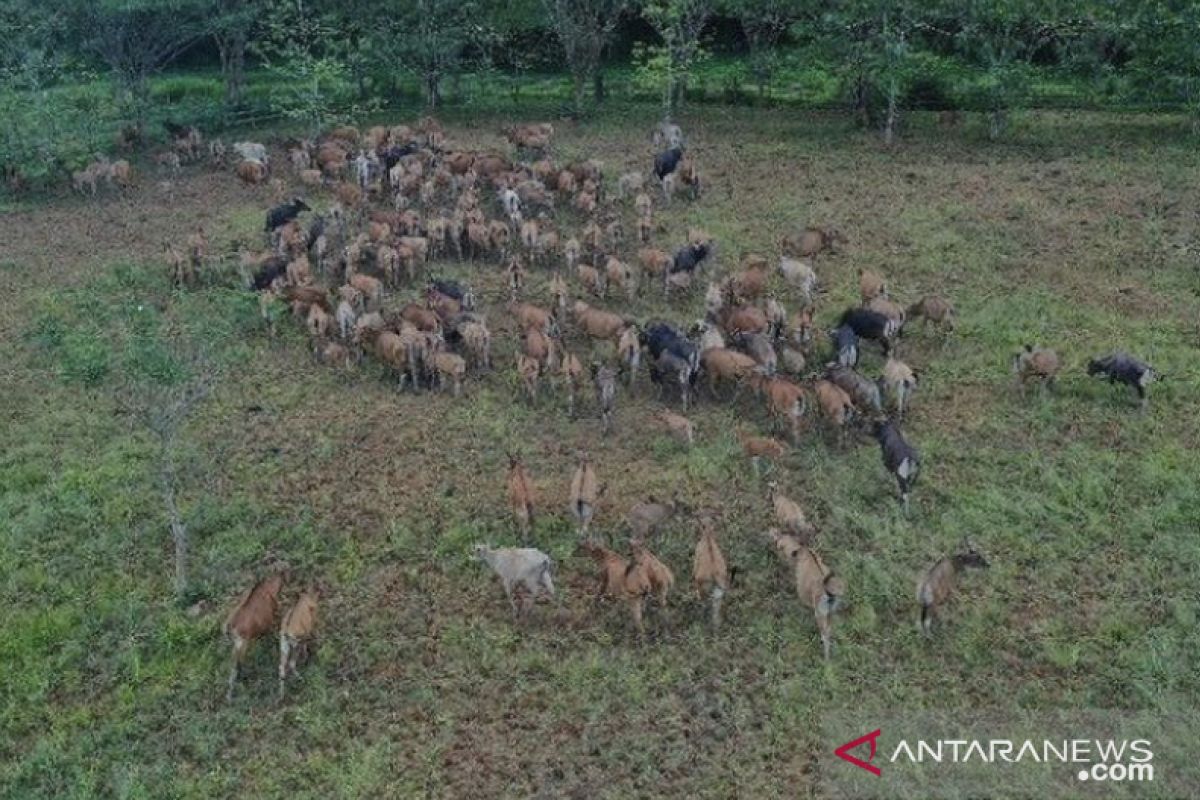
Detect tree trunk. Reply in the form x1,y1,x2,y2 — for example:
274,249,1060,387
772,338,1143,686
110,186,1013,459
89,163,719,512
426,73,442,109
667,77,683,115
131,73,151,134
593,69,605,103
853,74,870,129
160,463,188,601
989,108,1007,140
217,32,247,109
573,72,587,117
171,518,189,601
884,82,898,146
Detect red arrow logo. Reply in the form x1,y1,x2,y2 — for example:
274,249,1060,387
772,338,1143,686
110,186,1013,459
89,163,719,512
835,728,883,776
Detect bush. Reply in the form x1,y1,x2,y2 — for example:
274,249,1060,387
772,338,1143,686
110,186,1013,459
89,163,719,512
0,72,121,191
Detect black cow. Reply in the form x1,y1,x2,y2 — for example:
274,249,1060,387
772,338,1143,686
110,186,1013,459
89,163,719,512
251,257,289,290
381,143,418,172
874,419,919,511
641,322,699,408
1087,352,1156,411
839,307,897,355
265,197,310,232
653,146,684,181
669,241,712,276
831,324,859,367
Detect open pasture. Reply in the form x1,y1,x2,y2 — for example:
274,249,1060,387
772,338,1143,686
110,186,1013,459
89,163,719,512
1,108,1198,799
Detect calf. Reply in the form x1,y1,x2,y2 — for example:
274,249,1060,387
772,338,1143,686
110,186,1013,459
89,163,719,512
237,160,267,185
650,350,697,412
778,256,819,303
278,586,319,699
593,363,618,435
1012,344,1060,395
768,481,814,537
569,452,601,537
908,295,956,333
780,226,843,259
739,432,787,473
917,539,989,636
577,541,649,635
751,372,808,445
630,539,674,615
517,353,541,402
618,171,645,200
627,495,682,539
692,519,729,629
573,301,627,341
667,239,713,292
617,325,642,389
658,410,695,447
559,347,584,417
880,358,917,417
858,268,887,303
813,379,855,445
431,350,466,396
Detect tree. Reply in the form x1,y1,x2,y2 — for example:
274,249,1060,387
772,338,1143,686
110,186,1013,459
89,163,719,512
117,334,218,602
254,0,362,136
544,0,628,115
0,1,89,187
957,0,1062,138
395,0,477,108
727,0,797,100
823,0,925,144
642,0,715,119
1116,1,1200,131
80,0,209,128
210,0,264,109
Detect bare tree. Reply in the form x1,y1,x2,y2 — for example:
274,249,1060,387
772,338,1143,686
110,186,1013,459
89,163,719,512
642,0,714,120
81,0,208,128
544,0,628,115
119,342,218,601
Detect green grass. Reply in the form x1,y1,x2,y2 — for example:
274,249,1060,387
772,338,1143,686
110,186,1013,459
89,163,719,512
1,108,1198,798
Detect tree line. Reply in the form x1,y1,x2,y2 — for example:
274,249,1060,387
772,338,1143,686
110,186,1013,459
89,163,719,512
3,0,1200,187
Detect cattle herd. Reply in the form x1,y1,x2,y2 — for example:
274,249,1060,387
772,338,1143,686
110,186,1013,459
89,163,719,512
134,117,1158,699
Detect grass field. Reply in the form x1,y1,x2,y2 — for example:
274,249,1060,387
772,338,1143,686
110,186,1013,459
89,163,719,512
1,107,1198,799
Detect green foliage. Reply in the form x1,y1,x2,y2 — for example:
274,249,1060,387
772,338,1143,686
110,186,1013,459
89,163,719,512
955,0,1061,137
1117,1,1200,125
253,0,373,136
641,0,716,117
543,0,629,114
